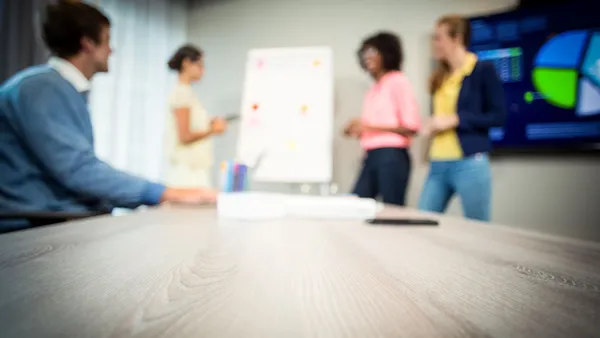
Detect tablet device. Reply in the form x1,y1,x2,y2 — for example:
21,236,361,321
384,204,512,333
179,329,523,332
223,114,240,122
365,218,439,226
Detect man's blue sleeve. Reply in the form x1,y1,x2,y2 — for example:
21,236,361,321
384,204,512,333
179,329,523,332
12,81,166,207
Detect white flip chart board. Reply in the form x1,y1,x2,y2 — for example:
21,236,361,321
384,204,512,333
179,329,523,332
236,46,334,183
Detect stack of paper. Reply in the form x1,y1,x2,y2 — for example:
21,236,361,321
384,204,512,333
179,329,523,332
217,192,380,221
282,194,380,219
217,192,286,220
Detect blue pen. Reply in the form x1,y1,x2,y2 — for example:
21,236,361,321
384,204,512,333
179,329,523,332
237,164,247,191
224,160,234,192
233,162,241,192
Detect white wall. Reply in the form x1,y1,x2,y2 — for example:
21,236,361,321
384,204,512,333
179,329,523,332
92,0,188,181
187,0,600,241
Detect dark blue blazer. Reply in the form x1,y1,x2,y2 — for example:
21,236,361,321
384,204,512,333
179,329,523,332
454,60,507,157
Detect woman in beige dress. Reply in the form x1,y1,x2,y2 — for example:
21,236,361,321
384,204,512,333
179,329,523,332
165,45,227,188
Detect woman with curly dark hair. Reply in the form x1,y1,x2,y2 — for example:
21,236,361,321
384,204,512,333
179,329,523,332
343,32,421,206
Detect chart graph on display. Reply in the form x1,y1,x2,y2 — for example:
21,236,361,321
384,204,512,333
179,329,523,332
530,30,600,116
469,4,600,149
236,47,334,183
477,47,523,83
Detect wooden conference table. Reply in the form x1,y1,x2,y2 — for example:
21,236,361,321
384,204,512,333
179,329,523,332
0,205,598,337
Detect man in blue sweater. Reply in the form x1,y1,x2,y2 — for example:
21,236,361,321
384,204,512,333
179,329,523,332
0,1,216,232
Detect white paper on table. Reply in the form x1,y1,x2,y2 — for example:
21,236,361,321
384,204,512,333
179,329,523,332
217,192,378,221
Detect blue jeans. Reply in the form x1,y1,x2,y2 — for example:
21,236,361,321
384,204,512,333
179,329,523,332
352,147,411,206
418,153,491,221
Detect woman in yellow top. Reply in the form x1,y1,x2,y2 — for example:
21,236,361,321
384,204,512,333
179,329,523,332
418,15,507,221
165,45,227,188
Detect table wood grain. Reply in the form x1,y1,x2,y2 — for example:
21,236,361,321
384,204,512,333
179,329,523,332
0,206,598,338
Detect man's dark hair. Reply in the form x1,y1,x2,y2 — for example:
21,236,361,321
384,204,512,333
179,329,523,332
357,32,404,72
41,0,110,58
167,45,203,72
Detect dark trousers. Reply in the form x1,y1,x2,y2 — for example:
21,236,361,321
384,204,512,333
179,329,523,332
352,147,411,206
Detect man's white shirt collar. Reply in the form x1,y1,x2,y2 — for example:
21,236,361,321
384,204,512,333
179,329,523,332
48,57,91,92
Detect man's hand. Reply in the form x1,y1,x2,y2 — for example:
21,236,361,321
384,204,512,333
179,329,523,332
210,117,228,135
161,187,218,204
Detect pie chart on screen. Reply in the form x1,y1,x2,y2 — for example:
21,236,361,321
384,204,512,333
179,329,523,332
532,30,600,116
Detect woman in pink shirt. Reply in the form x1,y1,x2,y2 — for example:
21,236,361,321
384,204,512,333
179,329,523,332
343,32,421,205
